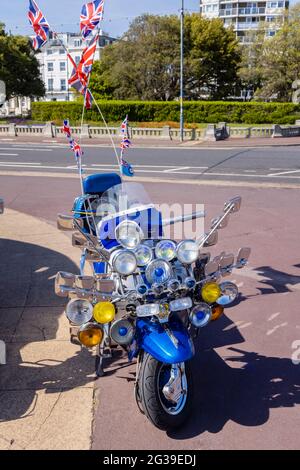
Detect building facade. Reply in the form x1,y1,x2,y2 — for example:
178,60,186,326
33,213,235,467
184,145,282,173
200,1,289,42
38,31,116,102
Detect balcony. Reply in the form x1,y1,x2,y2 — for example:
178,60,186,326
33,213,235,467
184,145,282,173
236,22,262,30
219,7,266,16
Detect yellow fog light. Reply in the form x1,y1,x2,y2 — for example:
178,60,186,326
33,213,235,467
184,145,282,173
211,304,224,321
201,282,221,304
93,301,115,324
78,322,103,348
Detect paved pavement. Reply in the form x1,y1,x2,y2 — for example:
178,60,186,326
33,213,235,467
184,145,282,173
0,171,299,449
0,209,95,450
1,140,300,186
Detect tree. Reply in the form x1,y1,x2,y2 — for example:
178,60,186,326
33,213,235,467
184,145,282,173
185,15,241,100
241,5,300,102
0,23,45,100
89,14,242,101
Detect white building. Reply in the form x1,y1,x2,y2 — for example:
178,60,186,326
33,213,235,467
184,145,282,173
38,31,116,102
200,1,289,42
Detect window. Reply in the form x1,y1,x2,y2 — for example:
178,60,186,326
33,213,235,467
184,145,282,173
74,39,82,47
48,78,54,91
59,49,65,54
60,62,66,72
60,79,66,91
47,49,53,55
47,62,54,72
75,56,81,64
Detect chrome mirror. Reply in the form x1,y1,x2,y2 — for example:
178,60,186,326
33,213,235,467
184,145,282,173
220,253,235,277
236,247,251,268
57,214,74,231
211,213,230,230
203,231,218,247
224,196,242,214
204,260,219,278
96,277,115,294
55,271,75,297
72,231,87,248
213,251,226,266
75,275,95,290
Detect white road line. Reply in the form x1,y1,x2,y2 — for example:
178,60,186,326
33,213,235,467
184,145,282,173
268,169,300,177
0,162,42,167
0,153,18,156
244,170,257,173
3,147,53,152
164,167,191,173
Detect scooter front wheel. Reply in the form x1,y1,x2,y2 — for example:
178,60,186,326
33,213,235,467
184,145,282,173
138,352,193,430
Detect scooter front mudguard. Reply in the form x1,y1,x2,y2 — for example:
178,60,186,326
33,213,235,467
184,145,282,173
136,318,195,364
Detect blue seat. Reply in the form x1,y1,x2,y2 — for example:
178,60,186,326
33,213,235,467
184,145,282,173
83,173,121,195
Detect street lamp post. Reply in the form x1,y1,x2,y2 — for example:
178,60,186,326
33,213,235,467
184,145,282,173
180,0,184,142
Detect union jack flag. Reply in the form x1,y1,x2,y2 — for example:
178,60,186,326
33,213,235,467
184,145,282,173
68,35,97,94
63,119,71,138
84,89,93,110
121,116,128,135
119,116,134,177
28,0,50,50
120,138,132,150
70,140,83,159
80,0,105,39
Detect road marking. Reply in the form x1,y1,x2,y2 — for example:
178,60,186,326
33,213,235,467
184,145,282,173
268,169,300,177
4,147,53,152
0,153,18,156
164,166,191,173
244,170,257,173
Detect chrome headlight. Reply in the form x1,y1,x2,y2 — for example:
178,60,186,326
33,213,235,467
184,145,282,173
66,298,93,325
189,303,212,328
135,244,153,266
112,250,137,276
115,220,143,249
217,281,239,306
169,297,193,312
177,240,199,264
155,240,177,261
145,259,172,284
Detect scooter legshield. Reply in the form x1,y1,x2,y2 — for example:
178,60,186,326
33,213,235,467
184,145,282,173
136,318,195,364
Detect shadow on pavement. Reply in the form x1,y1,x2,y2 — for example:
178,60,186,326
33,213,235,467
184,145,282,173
168,316,300,439
254,265,300,294
0,239,95,423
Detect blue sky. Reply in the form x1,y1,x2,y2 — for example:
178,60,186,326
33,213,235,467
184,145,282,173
2,1,200,38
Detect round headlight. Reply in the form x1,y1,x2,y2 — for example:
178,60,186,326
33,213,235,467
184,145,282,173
135,244,153,266
155,240,177,261
93,301,115,324
189,303,212,328
211,304,224,321
65,298,93,325
113,250,137,276
115,220,143,249
177,240,199,264
217,281,239,306
78,322,103,347
201,282,222,304
145,259,172,284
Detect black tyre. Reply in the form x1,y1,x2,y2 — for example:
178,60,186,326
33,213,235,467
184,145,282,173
138,352,193,430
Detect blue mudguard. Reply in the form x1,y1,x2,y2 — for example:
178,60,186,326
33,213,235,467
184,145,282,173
136,317,195,364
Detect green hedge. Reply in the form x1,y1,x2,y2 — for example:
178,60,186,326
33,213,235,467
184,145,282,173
31,100,300,125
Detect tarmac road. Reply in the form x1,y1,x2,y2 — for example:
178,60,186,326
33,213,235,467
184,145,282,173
1,169,300,449
1,141,300,186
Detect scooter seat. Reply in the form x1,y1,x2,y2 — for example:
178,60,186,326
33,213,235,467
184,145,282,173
83,173,121,195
